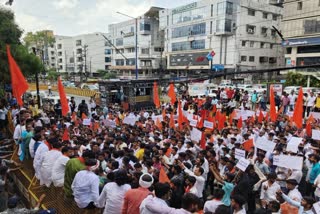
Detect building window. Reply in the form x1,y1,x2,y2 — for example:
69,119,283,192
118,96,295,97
217,19,232,32
59,65,63,70
105,57,111,63
211,4,213,16
259,56,268,63
263,12,268,19
271,29,276,37
59,59,63,63
297,45,320,53
249,56,255,62
270,44,274,49
217,2,233,15
210,21,213,34
105,49,111,55
127,48,135,53
272,14,277,21
76,49,82,54
58,52,62,56
226,2,233,15
172,23,206,38
242,41,247,47
172,40,205,52
261,27,268,35
154,47,163,52
250,41,254,47
57,44,62,49
126,58,136,66
246,25,255,34
105,41,111,46
76,40,82,46
286,47,292,54
115,59,124,66
269,57,277,63
172,6,206,24
77,57,83,62
248,9,255,16
140,23,151,31
116,38,123,46
260,42,265,48
241,56,247,61
141,48,150,54
297,2,302,10
304,19,320,34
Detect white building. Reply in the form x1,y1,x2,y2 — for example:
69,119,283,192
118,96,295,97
55,33,110,76
159,0,284,81
108,7,164,79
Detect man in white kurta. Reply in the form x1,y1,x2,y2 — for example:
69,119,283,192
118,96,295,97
51,147,72,187
39,144,62,187
33,141,50,179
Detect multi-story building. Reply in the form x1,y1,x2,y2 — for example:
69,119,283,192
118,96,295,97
108,7,164,79
282,0,320,68
54,33,110,77
159,0,284,81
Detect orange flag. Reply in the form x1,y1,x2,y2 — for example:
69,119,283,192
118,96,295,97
72,112,77,121
159,166,170,183
278,106,284,116
293,87,303,129
62,129,69,141
6,45,29,106
306,122,312,137
178,100,183,130
200,132,206,149
243,139,254,152
270,86,277,122
229,110,236,124
155,117,162,130
210,135,214,143
265,112,269,121
58,76,69,116
162,109,166,120
93,122,100,131
167,83,176,105
237,117,242,129
81,113,87,120
307,113,314,124
169,112,175,129
165,147,172,157
153,82,160,108
218,113,226,131
115,117,120,126
258,111,264,123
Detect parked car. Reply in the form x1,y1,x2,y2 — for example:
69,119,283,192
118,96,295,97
284,86,301,95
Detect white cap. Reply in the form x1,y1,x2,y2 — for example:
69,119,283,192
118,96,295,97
139,173,154,188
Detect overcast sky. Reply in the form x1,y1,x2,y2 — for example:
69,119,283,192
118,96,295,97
1,0,194,36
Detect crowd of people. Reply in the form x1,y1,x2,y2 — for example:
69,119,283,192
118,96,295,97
1,85,320,214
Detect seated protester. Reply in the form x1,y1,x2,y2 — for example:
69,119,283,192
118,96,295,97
140,182,171,214
178,161,205,199
260,173,281,209
279,190,315,214
185,176,198,196
71,159,100,209
144,193,200,214
231,195,246,214
203,188,224,213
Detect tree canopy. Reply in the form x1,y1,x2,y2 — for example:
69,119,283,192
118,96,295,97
285,71,320,87
0,7,43,85
23,30,55,50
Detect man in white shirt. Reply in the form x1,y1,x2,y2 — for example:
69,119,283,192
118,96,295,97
51,146,73,187
140,182,171,214
260,173,281,208
286,179,302,202
306,92,316,117
33,138,52,180
231,195,247,214
288,91,296,111
204,188,224,213
72,160,100,209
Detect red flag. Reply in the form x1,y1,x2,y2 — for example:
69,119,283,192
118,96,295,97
153,82,160,108
293,87,303,129
307,114,314,124
165,147,172,157
306,122,312,137
200,132,206,149
243,139,254,152
62,129,69,141
155,117,162,130
212,105,217,115
72,112,77,121
218,113,226,131
229,110,236,124
58,77,69,116
265,112,269,121
169,112,175,129
162,109,166,120
258,111,264,123
210,135,214,143
216,110,221,122
167,83,176,105
178,101,183,130
270,86,277,122
6,45,29,106
81,113,87,120
237,117,242,129
159,167,170,183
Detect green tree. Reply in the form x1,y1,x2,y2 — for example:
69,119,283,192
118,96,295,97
23,30,55,50
0,7,43,85
285,72,320,87
46,69,59,82
97,69,117,79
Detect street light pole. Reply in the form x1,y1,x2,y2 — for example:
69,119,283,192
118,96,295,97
117,11,139,80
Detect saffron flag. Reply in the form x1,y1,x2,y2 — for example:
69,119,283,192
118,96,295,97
155,117,162,130
306,122,312,137
168,83,176,105
258,110,264,123
162,109,166,120
178,100,183,130
153,82,160,108
6,45,29,106
270,86,277,122
229,110,236,124
200,132,206,149
72,112,77,121
169,112,175,129
62,129,69,141
307,114,314,124
58,76,69,116
218,113,226,131
293,87,303,129
243,139,254,152
237,117,243,129
81,113,87,120
159,167,170,183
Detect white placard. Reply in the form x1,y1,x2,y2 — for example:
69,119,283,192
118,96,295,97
273,155,303,170
311,112,320,120
104,119,116,128
286,111,293,117
255,138,276,152
191,128,202,142
203,120,214,129
273,155,280,166
286,137,302,153
236,158,250,172
123,117,136,126
82,119,91,126
189,119,198,127
313,201,320,214
312,129,320,140
235,149,246,160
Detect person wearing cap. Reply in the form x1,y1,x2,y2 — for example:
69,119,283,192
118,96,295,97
72,159,100,210
121,173,154,214
97,169,131,214
231,194,246,214
286,179,302,203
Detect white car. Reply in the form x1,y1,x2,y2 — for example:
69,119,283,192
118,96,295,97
284,86,300,95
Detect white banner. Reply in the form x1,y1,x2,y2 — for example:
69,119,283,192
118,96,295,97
235,149,246,160
203,120,214,129
273,155,303,170
236,158,250,172
255,138,276,152
191,128,202,142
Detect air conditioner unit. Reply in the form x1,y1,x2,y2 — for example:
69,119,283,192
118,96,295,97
248,29,254,34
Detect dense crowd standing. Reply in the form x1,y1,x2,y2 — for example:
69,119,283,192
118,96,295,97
0,86,320,214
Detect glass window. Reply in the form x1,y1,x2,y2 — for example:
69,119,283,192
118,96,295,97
297,2,302,10
304,19,320,34
249,56,255,62
297,45,320,53
115,59,124,66
242,41,247,47
57,44,62,49
286,47,292,54
246,25,255,34
216,19,232,32
141,48,150,54
172,23,206,38
297,57,320,65
76,40,82,46
269,57,277,63
259,57,268,63
105,49,111,55
272,14,277,21
58,52,62,56
271,29,276,37
248,9,255,16
217,2,233,15
226,2,233,15
140,23,151,31
260,42,265,48
126,58,136,65
116,38,123,46
225,19,232,32
172,7,206,24
250,41,254,47
270,44,274,49
105,57,111,63
241,56,247,61
261,27,268,35
263,12,268,19
172,40,205,51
